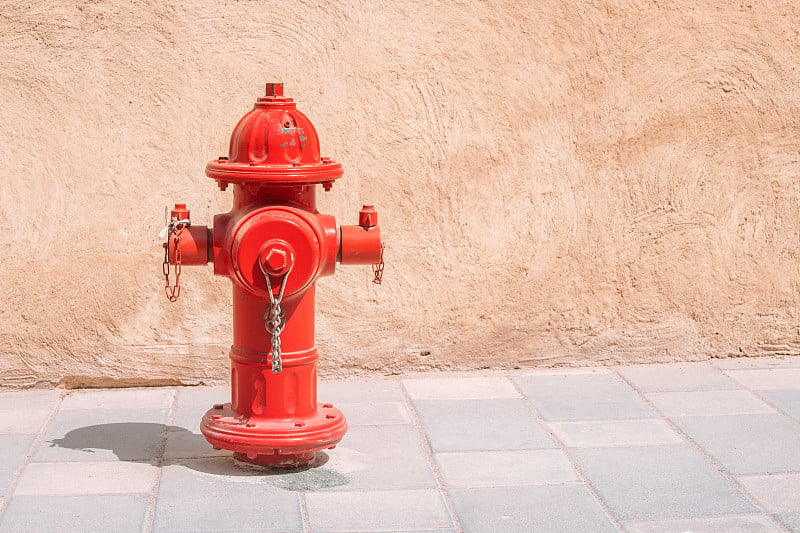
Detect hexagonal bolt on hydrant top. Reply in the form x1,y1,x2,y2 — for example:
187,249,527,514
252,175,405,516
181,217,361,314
160,83,384,468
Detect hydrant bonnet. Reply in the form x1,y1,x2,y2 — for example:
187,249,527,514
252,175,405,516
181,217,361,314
205,83,344,188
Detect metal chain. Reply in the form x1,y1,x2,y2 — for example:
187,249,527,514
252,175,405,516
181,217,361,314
260,264,293,373
161,218,191,302
372,243,385,285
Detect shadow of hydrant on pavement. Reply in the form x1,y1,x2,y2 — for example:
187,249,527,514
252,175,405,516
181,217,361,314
47,423,347,488
49,423,181,463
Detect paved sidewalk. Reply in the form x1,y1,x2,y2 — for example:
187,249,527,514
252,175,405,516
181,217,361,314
0,357,798,532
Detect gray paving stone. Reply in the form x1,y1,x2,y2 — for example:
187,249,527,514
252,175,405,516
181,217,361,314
171,387,228,430
193,424,436,492
336,401,411,426
618,363,740,392
305,489,451,532
646,390,775,417
435,449,578,487
0,494,148,533
0,390,60,411
569,444,757,521
621,515,781,533
60,388,174,410
757,389,800,422
548,419,682,447
776,512,800,533
163,426,228,460
412,399,555,452
318,379,405,403
714,357,800,369
14,461,158,495
403,376,519,400
35,407,169,462
0,409,51,434
514,373,655,420
0,434,35,497
321,424,436,491
737,473,800,513
449,484,617,533
725,368,800,390
672,414,800,474
153,462,302,532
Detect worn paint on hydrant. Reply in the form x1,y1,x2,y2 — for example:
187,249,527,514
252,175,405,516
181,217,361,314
161,83,384,468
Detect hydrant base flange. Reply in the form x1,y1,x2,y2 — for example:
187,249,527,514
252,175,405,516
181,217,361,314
200,402,347,468
232,451,317,470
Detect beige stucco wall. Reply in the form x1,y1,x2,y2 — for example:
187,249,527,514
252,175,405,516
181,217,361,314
2,1,799,388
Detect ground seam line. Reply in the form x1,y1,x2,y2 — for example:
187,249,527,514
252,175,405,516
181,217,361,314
508,374,626,533
717,366,800,432
613,368,791,533
299,491,312,533
398,380,465,533
141,388,178,533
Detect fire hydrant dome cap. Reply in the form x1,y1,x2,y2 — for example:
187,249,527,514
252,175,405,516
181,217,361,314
206,83,343,186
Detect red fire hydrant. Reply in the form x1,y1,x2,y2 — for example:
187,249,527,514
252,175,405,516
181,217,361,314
161,83,384,468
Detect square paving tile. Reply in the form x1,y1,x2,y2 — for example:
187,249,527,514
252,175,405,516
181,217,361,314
725,368,800,390
171,387,228,430
322,424,436,491
514,373,655,420
412,399,555,452
35,408,169,462
153,462,302,532
336,401,411,426
617,363,740,392
319,380,405,403
449,484,617,533
776,512,800,533
645,390,775,417
163,427,228,460
60,388,174,410
0,434,36,497
548,419,682,447
403,376,519,400
0,409,52,434
714,357,800,369
756,390,800,422
212,424,436,492
0,494,148,533
671,413,800,474
305,489,451,532
569,444,757,521
14,461,158,495
737,473,800,513
435,449,578,487
0,390,60,411
621,515,781,533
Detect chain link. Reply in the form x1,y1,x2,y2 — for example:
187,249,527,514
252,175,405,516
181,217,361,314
372,243,385,285
260,264,293,373
162,218,190,302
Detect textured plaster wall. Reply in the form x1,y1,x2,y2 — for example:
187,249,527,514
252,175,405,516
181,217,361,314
1,1,799,388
